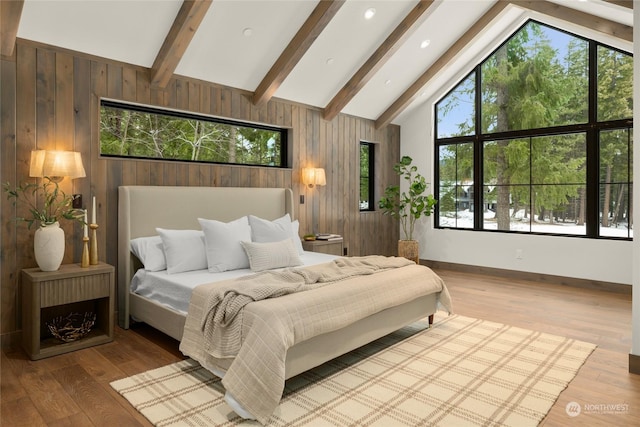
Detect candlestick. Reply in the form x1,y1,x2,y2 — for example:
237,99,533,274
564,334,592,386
81,236,90,268
83,209,88,238
92,196,96,224
89,223,99,265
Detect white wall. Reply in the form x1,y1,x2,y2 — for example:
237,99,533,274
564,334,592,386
398,101,632,286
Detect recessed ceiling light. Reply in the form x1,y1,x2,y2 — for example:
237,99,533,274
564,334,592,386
420,39,431,49
243,28,253,37
364,8,376,20
326,58,334,65
385,79,391,85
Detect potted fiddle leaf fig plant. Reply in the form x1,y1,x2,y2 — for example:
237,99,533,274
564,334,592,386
379,156,437,263
4,177,84,271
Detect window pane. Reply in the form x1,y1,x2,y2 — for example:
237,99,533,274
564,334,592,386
438,185,474,229
438,185,457,227
481,21,588,133
439,143,474,184
597,46,633,121
532,185,586,235
600,129,630,183
457,143,474,183
600,128,632,237
531,134,586,185
483,185,531,231
360,142,374,211
437,142,474,228
436,73,475,138
599,184,631,238
100,102,284,167
483,138,530,186
455,185,474,228
439,145,457,183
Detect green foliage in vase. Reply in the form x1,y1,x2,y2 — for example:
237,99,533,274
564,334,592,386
4,178,85,229
379,156,437,241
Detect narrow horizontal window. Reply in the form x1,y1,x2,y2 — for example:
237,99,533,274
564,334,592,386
99,100,287,168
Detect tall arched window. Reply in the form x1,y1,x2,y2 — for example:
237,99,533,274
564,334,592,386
435,20,632,239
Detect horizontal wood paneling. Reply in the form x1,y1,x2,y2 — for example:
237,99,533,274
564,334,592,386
0,40,401,340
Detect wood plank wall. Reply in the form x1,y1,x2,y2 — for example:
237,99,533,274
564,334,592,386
0,40,401,344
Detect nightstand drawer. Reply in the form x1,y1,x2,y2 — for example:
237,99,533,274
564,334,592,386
302,238,344,256
40,274,111,307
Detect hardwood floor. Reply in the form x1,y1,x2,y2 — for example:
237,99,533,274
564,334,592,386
1,268,638,426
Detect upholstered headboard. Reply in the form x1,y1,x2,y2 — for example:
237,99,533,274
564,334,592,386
117,185,294,327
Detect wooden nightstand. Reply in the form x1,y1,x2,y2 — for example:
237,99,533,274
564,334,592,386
302,238,344,256
21,262,115,360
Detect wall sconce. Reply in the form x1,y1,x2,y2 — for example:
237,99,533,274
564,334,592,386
301,167,326,188
29,150,86,182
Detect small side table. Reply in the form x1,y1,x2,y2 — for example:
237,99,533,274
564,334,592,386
302,238,344,256
21,262,115,360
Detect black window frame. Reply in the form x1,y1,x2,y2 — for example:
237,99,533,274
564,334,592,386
99,99,288,168
360,141,375,212
434,19,633,240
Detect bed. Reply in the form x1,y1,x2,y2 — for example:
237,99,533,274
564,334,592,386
118,185,451,424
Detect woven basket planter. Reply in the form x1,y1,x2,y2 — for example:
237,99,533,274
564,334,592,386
398,240,419,264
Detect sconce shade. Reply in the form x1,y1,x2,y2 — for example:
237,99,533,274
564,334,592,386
302,167,326,188
30,150,86,181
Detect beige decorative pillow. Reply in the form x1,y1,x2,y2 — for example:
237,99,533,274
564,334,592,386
240,239,302,272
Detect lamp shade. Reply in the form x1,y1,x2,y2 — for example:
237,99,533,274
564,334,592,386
30,150,86,180
302,168,326,188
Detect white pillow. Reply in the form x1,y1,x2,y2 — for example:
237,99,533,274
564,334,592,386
156,228,207,274
249,214,304,254
290,219,304,255
240,239,303,272
199,216,252,272
249,214,291,242
130,235,166,271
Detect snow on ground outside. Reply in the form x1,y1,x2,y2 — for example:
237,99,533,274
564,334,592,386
439,209,631,238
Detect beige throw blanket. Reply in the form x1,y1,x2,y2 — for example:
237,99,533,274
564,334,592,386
180,256,452,425
200,256,416,358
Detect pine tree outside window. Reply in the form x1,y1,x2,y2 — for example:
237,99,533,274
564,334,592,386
435,20,632,239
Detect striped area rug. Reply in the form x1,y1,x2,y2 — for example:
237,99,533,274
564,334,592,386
111,315,595,426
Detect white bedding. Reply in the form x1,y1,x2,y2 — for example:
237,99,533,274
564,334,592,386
131,251,338,314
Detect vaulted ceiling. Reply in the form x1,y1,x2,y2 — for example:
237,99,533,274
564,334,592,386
2,0,633,127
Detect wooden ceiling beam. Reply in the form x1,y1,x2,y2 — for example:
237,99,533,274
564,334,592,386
512,1,632,42
252,0,345,107
1,0,25,58
604,0,633,9
150,0,212,89
375,0,510,129
323,0,436,122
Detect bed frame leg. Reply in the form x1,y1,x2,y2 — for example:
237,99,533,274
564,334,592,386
428,314,434,326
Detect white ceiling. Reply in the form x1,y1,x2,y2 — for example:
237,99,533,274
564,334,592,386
16,0,633,125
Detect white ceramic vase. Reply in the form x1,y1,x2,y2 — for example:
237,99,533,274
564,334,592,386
34,221,65,271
